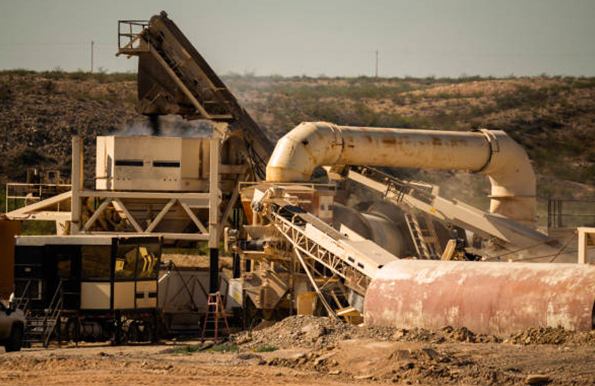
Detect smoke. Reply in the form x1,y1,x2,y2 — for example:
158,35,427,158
114,115,213,138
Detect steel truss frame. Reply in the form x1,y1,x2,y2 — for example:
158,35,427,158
270,211,370,296
80,192,213,241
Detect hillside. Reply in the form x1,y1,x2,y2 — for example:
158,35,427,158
225,74,595,185
1,70,594,213
0,70,141,184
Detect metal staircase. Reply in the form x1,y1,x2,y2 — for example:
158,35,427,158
14,278,33,317
342,166,443,259
403,211,443,259
25,281,63,347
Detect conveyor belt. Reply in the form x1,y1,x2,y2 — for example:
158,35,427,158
347,166,556,254
267,201,398,295
117,12,272,179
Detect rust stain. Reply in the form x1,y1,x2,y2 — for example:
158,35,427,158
382,138,397,145
432,137,442,146
449,139,468,147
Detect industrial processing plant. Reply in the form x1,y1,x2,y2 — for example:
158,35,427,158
1,9,595,386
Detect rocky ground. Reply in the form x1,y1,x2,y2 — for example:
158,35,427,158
2,316,595,385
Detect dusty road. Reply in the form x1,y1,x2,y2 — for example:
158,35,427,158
1,342,394,386
2,317,595,385
1,340,594,385
0,343,346,386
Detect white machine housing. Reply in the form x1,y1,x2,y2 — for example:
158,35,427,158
96,136,211,192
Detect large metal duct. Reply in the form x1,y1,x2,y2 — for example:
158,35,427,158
266,122,536,223
333,203,410,257
364,259,595,334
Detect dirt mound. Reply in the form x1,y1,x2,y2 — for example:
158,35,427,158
385,346,519,385
234,316,595,352
510,326,595,345
233,315,357,349
232,316,503,351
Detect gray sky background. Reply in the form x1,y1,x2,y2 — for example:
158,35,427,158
1,0,594,78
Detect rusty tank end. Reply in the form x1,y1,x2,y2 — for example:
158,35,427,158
364,260,595,334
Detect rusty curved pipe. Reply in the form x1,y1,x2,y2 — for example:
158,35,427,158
266,122,536,223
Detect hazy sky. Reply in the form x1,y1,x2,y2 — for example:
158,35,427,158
1,0,594,78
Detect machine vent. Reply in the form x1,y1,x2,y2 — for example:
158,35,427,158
115,160,144,167
153,161,181,168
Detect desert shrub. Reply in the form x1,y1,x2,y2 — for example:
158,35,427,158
0,82,12,102
253,345,278,352
41,67,66,80
172,344,202,355
0,69,35,76
43,80,56,94
494,85,551,110
573,77,595,89
67,71,92,81
211,344,238,353
17,148,46,165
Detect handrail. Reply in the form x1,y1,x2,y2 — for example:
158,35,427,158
117,20,149,50
14,278,33,312
5,182,71,212
350,165,435,204
41,280,63,347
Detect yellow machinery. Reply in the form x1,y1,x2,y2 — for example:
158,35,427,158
3,11,595,337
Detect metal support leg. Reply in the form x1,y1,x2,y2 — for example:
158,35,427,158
71,136,84,233
293,249,338,320
209,248,219,294
207,127,223,294
232,253,241,279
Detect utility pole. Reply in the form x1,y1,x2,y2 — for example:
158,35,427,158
91,40,94,73
375,50,379,78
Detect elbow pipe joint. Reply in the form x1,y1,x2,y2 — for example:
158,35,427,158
266,122,536,223
266,122,344,182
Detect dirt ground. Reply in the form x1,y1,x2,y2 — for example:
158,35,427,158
1,316,595,386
